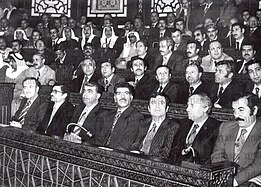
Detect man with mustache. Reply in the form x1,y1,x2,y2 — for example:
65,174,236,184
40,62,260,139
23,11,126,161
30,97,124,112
183,40,202,68
236,42,256,74
212,93,261,187
96,82,144,151
231,23,248,52
128,57,157,100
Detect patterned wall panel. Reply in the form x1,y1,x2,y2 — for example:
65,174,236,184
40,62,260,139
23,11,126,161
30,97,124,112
151,0,180,16
31,0,71,17
87,0,128,18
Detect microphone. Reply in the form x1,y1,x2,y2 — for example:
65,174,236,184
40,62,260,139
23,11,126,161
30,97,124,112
66,123,93,137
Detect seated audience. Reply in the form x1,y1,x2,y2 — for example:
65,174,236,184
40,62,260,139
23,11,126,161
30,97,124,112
96,82,144,151
152,65,179,103
211,93,261,187
209,60,242,108
128,57,157,100
170,93,221,165
36,83,74,138
132,93,179,159
10,77,48,131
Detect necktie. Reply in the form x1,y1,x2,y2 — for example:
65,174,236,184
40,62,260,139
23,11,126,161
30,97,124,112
104,78,109,91
158,86,163,93
187,124,199,146
18,100,31,125
106,110,122,146
234,128,247,163
45,105,57,133
3,10,8,19
160,32,164,38
204,4,209,13
255,87,260,98
37,70,40,80
80,76,89,93
73,111,87,134
217,86,224,98
236,42,240,50
140,123,157,154
189,87,194,96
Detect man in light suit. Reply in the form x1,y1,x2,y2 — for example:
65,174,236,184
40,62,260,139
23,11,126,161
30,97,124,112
36,84,74,138
98,60,125,95
211,93,261,187
170,93,221,165
131,93,179,159
96,82,144,151
10,77,48,131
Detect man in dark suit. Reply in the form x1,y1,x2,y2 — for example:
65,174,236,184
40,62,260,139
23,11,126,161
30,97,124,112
3,2,21,28
36,84,74,138
244,60,261,101
98,60,125,94
10,77,48,131
182,40,202,68
231,23,249,51
236,42,256,74
152,65,179,103
178,64,209,104
71,57,101,93
128,57,157,100
203,0,220,23
170,93,221,165
96,82,144,151
131,93,179,159
248,16,261,54
154,37,184,72
171,28,188,57
67,82,107,144
210,60,242,109
211,93,261,187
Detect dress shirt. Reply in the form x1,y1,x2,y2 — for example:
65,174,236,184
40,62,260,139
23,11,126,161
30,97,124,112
189,81,202,93
236,37,244,50
157,82,168,92
252,85,261,98
235,120,256,144
46,101,64,131
104,73,114,85
237,60,248,74
185,117,208,145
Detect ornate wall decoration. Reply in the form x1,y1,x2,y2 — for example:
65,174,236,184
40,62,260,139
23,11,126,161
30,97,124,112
31,0,71,17
151,0,180,16
87,0,127,17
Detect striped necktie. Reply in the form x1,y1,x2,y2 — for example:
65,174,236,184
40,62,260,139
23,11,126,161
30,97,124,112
140,123,157,154
18,100,31,125
234,128,247,163
106,110,122,146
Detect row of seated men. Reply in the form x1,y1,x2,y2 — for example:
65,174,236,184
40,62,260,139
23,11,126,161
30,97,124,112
9,76,261,187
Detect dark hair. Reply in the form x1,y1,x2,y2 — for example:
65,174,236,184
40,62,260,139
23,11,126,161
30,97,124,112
242,41,256,51
193,27,206,35
232,92,260,114
130,56,148,68
245,59,261,73
12,39,22,46
32,29,42,37
170,28,182,35
216,60,236,77
101,59,116,69
83,42,93,49
187,40,201,50
155,65,172,75
54,44,66,52
114,82,135,96
53,83,70,100
85,82,104,95
231,22,245,30
135,39,149,48
22,77,41,89
149,92,170,108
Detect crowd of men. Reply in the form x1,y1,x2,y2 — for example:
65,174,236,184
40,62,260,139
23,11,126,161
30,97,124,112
0,0,261,186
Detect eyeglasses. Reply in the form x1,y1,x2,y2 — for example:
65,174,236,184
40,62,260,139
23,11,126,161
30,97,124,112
52,90,63,94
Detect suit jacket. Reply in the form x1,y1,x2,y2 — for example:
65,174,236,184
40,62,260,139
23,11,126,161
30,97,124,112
70,103,107,144
132,117,179,159
71,71,101,92
210,80,242,108
154,51,184,72
211,120,261,185
133,73,157,100
128,52,155,70
12,96,48,131
36,101,74,138
182,56,202,70
170,117,221,165
178,81,210,104
152,82,179,103
98,73,125,93
96,105,144,151
203,3,220,23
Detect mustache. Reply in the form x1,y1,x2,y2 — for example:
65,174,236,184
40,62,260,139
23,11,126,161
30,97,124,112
235,117,244,121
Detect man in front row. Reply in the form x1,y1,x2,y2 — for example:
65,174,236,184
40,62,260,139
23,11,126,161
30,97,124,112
10,77,48,131
36,83,74,138
131,93,179,159
170,93,221,165
96,82,144,151
67,82,107,144
211,93,261,187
